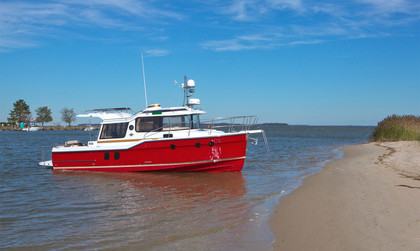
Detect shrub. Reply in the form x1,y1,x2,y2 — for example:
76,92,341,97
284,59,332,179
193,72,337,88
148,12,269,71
372,114,420,141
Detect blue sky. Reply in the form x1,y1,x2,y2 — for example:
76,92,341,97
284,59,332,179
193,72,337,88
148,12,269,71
0,0,419,125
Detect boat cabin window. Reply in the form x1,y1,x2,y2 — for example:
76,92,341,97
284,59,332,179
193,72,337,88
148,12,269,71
135,115,201,132
162,116,188,130
191,114,200,129
135,117,162,132
100,123,129,139
163,115,201,130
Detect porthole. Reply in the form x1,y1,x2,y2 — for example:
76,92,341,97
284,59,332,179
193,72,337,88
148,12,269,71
129,125,134,130
114,152,120,160
104,152,110,160
209,141,214,147
195,142,201,148
170,144,176,150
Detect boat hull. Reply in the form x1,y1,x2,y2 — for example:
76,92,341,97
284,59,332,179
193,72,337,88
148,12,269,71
52,134,248,172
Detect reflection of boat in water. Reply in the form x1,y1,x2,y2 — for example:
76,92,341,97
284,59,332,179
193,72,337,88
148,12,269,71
53,171,248,221
40,76,267,172
55,171,247,199
51,171,249,248
53,171,248,217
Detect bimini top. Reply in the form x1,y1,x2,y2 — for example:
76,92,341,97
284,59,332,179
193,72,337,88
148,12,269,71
77,108,133,120
77,104,206,123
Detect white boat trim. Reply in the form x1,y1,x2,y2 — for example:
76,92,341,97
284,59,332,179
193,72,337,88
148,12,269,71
53,156,246,170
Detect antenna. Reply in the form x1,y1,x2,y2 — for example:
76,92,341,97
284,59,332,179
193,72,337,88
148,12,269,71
141,51,148,107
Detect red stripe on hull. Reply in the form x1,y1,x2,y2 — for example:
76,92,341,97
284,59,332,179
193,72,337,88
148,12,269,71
52,134,248,172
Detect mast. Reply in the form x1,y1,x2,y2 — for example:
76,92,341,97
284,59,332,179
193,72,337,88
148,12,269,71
182,76,198,108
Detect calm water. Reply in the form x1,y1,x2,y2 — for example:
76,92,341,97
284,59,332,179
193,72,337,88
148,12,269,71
0,126,373,250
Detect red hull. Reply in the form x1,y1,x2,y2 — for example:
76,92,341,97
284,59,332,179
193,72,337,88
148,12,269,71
52,134,248,172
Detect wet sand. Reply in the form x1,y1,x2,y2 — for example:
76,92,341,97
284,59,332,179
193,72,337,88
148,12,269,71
271,142,420,250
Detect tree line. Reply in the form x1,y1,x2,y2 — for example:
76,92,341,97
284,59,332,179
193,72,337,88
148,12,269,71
7,99,77,128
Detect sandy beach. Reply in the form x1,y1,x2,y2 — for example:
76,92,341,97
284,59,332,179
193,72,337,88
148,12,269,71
271,141,420,250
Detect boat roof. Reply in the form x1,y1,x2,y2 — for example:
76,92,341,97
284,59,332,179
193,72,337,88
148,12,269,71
136,105,205,117
77,105,205,122
91,107,132,112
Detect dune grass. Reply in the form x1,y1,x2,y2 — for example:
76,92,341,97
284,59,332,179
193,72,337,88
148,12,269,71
372,115,420,141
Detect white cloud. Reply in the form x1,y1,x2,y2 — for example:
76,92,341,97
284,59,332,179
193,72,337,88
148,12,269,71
0,2,68,51
0,38,40,52
202,33,282,51
202,0,420,51
201,33,324,51
79,9,127,28
202,39,256,51
144,49,169,57
62,0,183,20
357,0,411,13
222,0,303,21
268,0,303,11
146,36,169,42
1,0,419,53
0,0,182,51
223,0,258,21
287,39,324,46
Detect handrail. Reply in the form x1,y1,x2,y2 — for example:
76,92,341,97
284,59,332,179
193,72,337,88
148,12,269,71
143,115,258,138
200,115,258,135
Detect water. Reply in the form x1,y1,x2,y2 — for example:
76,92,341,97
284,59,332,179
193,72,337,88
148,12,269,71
0,126,373,250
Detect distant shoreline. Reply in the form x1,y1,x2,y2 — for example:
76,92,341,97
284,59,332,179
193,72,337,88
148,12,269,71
0,124,380,131
0,126,100,131
1,123,290,131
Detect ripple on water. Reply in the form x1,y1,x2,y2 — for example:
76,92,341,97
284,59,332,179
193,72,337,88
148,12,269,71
0,127,373,250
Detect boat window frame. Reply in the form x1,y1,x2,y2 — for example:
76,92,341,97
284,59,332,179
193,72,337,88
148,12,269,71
99,122,129,139
135,117,163,132
162,116,189,130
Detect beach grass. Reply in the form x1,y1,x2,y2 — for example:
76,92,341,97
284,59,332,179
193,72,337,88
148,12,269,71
372,115,420,141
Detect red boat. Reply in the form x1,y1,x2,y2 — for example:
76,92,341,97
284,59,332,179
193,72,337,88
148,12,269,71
40,77,267,172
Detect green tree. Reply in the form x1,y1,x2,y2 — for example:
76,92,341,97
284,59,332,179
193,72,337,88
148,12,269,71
36,106,53,127
61,108,76,126
22,113,32,126
8,99,31,127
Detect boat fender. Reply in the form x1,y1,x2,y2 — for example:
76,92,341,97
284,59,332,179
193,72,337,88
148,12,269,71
209,141,214,147
170,144,176,150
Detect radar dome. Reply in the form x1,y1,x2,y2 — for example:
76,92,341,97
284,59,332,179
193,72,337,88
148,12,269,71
187,79,195,88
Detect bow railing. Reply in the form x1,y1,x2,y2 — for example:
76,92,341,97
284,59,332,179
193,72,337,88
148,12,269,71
143,115,258,138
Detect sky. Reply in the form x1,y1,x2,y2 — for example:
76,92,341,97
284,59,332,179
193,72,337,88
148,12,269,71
0,0,419,126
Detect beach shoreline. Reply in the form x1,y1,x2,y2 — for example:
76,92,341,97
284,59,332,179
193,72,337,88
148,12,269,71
270,141,420,250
